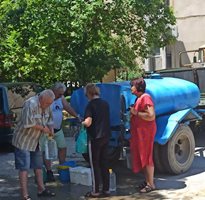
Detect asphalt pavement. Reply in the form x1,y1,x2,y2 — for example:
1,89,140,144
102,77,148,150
1,135,205,200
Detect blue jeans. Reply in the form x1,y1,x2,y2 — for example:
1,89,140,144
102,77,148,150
14,147,43,171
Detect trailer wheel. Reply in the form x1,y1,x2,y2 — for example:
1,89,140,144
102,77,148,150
161,124,195,174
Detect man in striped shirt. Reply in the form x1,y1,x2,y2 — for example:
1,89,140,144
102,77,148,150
12,89,56,200
43,82,79,182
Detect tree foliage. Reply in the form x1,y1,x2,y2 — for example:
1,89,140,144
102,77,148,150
0,0,175,87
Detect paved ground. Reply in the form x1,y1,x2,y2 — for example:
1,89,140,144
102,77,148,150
1,134,205,200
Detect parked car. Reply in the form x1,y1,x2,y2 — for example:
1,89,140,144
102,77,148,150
0,82,43,146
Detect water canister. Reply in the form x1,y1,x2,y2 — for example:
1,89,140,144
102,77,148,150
109,169,116,192
44,138,58,160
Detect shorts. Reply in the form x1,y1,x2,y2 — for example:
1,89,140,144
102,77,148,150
14,147,43,171
54,129,66,148
40,129,66,151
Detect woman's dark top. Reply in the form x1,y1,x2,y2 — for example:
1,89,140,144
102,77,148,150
84,98,110,140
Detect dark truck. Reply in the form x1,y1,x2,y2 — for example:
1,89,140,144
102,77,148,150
0,82,42,146
157,45,205,107
155,67,205,108
155,45,205,136
151,46,205,173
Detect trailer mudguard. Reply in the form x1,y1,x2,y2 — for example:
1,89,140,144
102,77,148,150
155,108,202,145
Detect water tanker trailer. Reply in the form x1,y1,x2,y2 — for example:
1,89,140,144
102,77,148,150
70,74,204,174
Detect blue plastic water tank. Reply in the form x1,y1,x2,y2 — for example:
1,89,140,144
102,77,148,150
112,76,200,116
70,76,200,125
145,77,200,116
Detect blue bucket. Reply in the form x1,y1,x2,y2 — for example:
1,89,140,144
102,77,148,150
58,166,69,183
58,160,77,183
63,160,77,168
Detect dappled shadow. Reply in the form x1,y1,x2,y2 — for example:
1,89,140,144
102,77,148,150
0,176,20,199
152,121,205,191
111,160,184,200
1,124,205,200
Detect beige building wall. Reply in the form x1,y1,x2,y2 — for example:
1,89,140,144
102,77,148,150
104,1,205,77
145,0,205,70
169,0,205,68
102,69,116,82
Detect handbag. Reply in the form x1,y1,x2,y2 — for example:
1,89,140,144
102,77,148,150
76,126,88,153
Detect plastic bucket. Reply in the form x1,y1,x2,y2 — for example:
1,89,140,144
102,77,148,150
63,160,77,168
57,160,77,183
58,165,70,183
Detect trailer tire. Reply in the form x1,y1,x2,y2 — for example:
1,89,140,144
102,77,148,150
161,124,195,174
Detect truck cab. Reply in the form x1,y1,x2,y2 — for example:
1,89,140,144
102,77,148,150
179,44,205,68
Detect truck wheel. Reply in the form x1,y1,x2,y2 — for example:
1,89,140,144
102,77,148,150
153,143,166,174
161,124,195,174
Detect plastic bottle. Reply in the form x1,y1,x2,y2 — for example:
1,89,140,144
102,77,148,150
44,137,58,160
109,168,116,192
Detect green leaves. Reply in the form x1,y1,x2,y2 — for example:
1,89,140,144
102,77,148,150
0,0,175,86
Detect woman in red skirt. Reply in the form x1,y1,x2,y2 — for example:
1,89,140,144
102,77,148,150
129,77,156,193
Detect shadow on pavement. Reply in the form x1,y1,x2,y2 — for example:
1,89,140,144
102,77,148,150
1,127,205,200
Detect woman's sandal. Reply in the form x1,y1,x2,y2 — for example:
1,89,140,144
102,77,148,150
37,189,56,197
84,191,100,198
138,181,147,189
140,185,155,193
23,196,32,200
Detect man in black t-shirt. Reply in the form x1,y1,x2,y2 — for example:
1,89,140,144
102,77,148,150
82,83,111,198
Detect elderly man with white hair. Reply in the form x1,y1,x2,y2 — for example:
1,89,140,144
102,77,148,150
12,89,56,200
43,82,79,182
